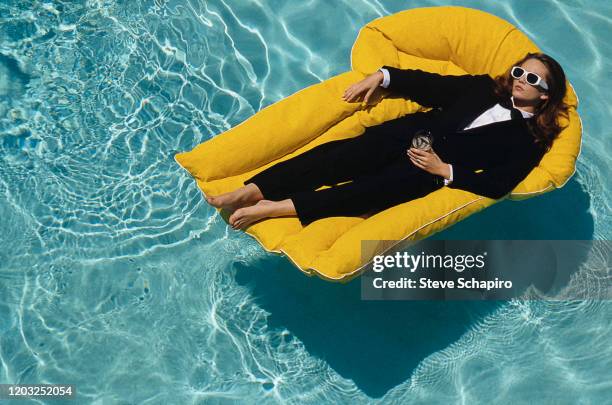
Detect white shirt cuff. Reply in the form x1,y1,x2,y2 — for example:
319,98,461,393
443,164,453,186
378,68,390,88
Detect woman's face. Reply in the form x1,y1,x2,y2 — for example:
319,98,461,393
511,58,550,104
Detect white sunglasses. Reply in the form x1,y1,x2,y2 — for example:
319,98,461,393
510,66,549,91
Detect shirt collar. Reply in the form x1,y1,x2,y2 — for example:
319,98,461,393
510,96,535,118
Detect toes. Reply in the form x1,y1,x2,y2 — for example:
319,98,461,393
229,209,243,225
206,196,219,206
234,218,249,230
233,218,248,230
229,208,255,230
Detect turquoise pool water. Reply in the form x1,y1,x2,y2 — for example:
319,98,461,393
1,0,610,403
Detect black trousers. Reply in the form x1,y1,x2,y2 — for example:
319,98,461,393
243,113,443,226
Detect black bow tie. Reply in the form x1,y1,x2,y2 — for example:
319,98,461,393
498,97,525,120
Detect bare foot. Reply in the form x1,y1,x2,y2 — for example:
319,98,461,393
206,183,262,211
229,200,277,230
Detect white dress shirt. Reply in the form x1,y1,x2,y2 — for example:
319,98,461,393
378,67,534,185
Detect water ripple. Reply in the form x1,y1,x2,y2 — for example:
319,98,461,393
0,0,609,403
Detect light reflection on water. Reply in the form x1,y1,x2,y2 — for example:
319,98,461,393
0,0,609,402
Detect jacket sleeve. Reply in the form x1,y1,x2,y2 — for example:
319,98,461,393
381,65,490,109
447,146,545,199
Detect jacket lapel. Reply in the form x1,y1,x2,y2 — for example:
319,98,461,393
452,93,529,134
456,117,519,134
428,81,530,137
448,92,499,133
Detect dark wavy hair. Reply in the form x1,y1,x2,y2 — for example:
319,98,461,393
492,52,570,151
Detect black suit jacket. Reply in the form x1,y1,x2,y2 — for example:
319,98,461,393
382,66,547,199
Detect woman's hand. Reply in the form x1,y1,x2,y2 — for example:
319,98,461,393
342,71,384,105
407,148,451,178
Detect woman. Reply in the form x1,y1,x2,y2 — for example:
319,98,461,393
207,52,569,230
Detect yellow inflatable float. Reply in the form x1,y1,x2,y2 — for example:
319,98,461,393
175,6,582,282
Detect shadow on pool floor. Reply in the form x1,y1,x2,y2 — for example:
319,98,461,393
234,177,593,398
